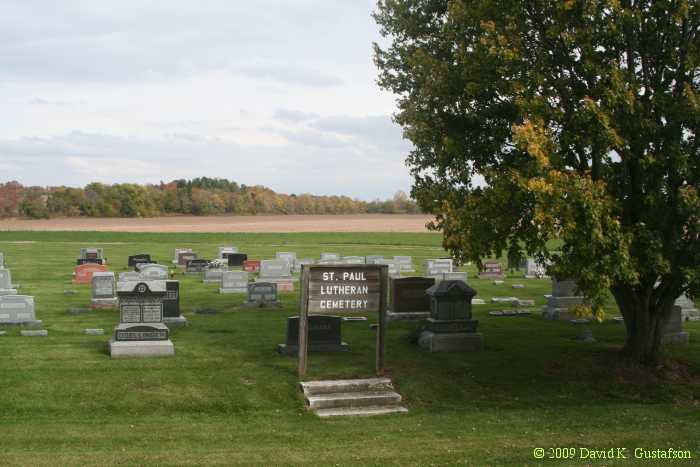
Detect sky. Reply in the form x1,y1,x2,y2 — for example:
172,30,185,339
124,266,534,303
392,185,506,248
0,0,413,200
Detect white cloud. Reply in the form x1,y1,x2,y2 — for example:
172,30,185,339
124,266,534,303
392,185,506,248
0,1,413,200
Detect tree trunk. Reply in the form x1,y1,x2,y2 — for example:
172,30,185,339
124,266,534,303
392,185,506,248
611,285,674,367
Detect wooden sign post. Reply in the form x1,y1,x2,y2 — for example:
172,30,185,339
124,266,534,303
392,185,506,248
298,264,388,378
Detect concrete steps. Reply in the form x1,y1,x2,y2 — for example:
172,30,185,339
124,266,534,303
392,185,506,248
300,377,407,417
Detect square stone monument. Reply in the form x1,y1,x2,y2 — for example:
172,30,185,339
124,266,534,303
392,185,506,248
163,280,187,328
662,305,690,344
388,277,435,321
277,315,348,355
257,260,293,291
542,279,585,320
227,253,248,268
177,252,198,269
77,247,105,265
219,271,249,294
424,258,453,276
0,295,42,326
109,281,174,358
276,252,297,268
418,280,483,352
173,248,192,264
90,272,118,309
243,282,279,307
394,256,415,273
119,271,142,283
203,262,227,283
675,294,699,321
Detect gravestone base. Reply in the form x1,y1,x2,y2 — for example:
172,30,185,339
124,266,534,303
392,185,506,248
662,332,690,345
277,342,349,355
425,318,479,333
90,298,118,309
219,287,247,294
109,339,175,358
163,316,188,328
256,279,294,292
418,331,483,352
387,311,430,321
0,289,18,296
0,319,43,327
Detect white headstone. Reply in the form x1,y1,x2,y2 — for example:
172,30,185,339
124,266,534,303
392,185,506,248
0,295,41,325
219,271,249,294
0,268,17,295
139,264,169,280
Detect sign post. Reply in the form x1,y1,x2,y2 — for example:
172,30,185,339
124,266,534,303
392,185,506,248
298,264,388,378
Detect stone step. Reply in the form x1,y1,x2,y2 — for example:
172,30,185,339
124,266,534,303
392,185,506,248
314,405,409,418
306,390,402,410
301,377,393,396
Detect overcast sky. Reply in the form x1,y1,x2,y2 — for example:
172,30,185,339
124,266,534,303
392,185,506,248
0,0,413,200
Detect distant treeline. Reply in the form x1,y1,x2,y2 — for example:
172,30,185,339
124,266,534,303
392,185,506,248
0,178,420,219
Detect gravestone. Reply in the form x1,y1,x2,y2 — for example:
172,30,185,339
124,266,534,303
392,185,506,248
278,315,348,355
227,253,248,268
203,262,227,283
293,258,314,273
675,294,699,321
257,259,293,291
375,259,400,277
185,259,210,274
662,305,690,344
419,280,483,352
478,260,504,279
276,252,297,267
0,268,17,295
394,256,415,273
0,295,42,326
320,253,340,262
365,255,385,265
243,260,261,273
90,272,118,309
73,263,108,284
341,256,365,265
542,279,585,320
177,252,198,268
218,246,239,259
424,258,453,276
388,277,435,321
219,271,248,294
109,281,174,358
523,258,547,278
162,280,186,328
139,264,169,280
128,254,151,268
173,248,192,264
78,247,105,265
0,252,4,268
119,271,142,283
243,282,279,307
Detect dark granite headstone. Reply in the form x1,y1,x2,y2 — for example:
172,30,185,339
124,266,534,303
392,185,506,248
163,280,180,318
128,254,152,268
115,281,169,342
425,280,478,333
227,253,248,267
243,282,279,307
277,315,348,354
390,277,435,314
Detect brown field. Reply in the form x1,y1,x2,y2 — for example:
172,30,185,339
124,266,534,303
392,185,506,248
0,214,436,233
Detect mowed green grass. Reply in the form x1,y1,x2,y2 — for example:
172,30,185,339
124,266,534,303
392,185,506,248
0,231,698,466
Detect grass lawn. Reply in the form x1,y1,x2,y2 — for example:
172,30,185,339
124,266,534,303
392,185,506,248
0,231,698,466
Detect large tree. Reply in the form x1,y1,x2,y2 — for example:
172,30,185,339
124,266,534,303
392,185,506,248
374,0,699,365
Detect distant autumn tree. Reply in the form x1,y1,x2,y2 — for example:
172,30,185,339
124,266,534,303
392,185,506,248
375,0,699,365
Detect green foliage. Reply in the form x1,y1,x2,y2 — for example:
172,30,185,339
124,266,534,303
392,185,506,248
374,0,699,364
0,179,422,218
